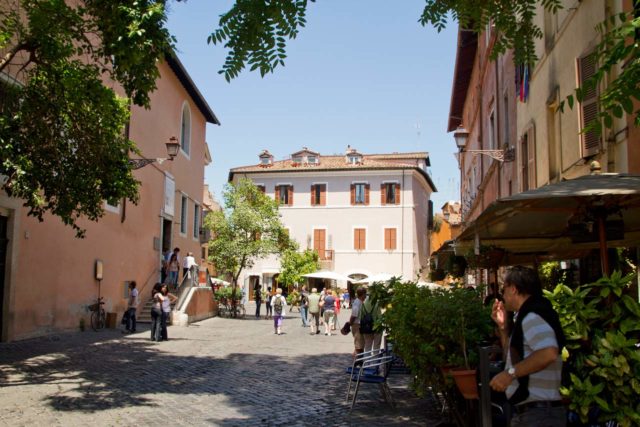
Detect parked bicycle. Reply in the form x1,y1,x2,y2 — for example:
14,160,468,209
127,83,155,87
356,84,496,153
88,297,106,331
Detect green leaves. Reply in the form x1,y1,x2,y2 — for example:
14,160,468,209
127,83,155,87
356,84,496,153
547,271,640,425
278,248,320,288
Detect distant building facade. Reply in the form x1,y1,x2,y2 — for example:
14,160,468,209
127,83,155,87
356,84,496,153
229,147,437,295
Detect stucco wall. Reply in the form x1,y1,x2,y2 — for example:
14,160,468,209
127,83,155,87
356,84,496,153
185,288,217,322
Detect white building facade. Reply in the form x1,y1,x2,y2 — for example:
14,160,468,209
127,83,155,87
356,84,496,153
229,147,437,295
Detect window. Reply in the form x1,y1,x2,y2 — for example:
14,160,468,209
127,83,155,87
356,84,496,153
578,52,601,158
384,228,397,251
381,183,400,205
180,103,191,156
520,125,536,191
311,184,326,206
354,228,366,250
180,195,188,234
275,185,293,206
502,92,510,146
307,155,317,164
351,183,369,205
260,157,271,165
489,109,496,150
292,156,302,164
314,229,326,259
193,203,200,239
256,184,266,193
348,155,361,164
104,199,120,214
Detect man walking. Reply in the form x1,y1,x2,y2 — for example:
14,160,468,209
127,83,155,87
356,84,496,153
349,287,366,355
125,281,139,334
254,280,262,319
307,288,321,335
489,266,565,426
299,285,309,327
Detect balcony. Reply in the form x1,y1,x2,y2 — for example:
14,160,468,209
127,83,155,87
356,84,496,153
318,249,334,270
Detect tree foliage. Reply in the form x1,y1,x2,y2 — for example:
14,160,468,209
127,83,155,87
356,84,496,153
204,178,295,287
278,248,320,288
0,0,175,236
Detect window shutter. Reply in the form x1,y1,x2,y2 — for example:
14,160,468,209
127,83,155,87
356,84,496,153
320,184,326,205
350,184,355,205
527,126,536,190
310,185,316,206
365,184,370,205
384,228,390,250
395,183,401,205
353,229,358,249
361,229,366,249
275,186,280,203
381,184,386,205
578,52,601,157
428,200,434,230
288,186,293,205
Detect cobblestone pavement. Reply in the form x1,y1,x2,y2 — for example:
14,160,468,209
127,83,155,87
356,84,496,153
0,304,444,426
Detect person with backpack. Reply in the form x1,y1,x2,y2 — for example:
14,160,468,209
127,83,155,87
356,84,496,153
270,288,287,335
320,287,336,336
360,292,382,352
307,288,321,335
349,287,366,355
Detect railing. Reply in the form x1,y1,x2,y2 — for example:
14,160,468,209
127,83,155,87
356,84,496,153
174,265,199,312
319,250,334,270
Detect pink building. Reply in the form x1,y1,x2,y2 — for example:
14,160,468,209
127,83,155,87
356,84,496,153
0,54,219,341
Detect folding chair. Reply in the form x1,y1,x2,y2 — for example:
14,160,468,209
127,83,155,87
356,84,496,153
347,352,395,411
345,349,385,400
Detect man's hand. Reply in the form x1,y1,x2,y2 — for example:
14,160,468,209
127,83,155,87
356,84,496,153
492,299,507,330
489,371,514,392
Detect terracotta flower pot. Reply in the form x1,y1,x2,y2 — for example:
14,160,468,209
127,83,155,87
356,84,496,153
451,369,478,399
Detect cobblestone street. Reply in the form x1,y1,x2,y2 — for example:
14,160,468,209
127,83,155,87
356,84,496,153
0,305,441,426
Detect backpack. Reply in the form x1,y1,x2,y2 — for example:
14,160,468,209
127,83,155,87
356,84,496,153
273,296,283,315
360,304,374,334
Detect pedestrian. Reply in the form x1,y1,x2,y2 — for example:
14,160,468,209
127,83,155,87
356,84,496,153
332,289,340,330
321,288,336,336
254,280,262,319
124,281,139,334
264,287,273,319
150,283,164,342
307,288,321,335
161,249,170,284
489,266,565,426
167,252,179,288
299,285,309,327
271,288,287,335
160,284,177,341
182,251,196,282
350,287,366,355
361,293,382,352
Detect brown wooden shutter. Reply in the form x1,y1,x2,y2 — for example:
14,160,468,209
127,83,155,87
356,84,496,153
578,52,601,158
527,125,536,190
350,184,355,205
384,228,390,250
381,184,386,205
390,228,396,250
288,186,293,206
320,184,326,205
361,229,366,249
275,186,281,203
314,229,326,259
395,183,401,205
365,184,370,205
353,229,359,249
310,185,316,206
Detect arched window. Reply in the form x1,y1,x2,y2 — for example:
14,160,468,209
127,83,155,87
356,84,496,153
180,102,191,156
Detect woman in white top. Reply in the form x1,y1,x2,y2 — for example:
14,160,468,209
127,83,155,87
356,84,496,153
160,284,177,341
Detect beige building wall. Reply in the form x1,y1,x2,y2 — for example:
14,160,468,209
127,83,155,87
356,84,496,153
0,58,218,341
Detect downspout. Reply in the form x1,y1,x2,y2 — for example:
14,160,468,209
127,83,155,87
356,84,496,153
495,57,502,198
401,170,405,276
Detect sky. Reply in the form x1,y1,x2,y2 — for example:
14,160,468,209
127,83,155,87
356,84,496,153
166,0,460,211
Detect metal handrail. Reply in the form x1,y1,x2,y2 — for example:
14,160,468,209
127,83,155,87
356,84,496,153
174,266,198,311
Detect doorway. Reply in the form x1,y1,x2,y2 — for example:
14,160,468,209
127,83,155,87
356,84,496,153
161,218,172,282
0,215,8,341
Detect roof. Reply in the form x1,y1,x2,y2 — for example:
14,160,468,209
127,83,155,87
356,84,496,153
228,151,437,192
165,52,220,125
447,29,478,132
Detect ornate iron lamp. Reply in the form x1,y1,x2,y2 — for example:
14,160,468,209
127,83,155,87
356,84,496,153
129,136,180,170
454,126,515,162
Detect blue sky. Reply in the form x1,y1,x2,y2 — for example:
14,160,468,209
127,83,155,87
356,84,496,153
166,0,460,211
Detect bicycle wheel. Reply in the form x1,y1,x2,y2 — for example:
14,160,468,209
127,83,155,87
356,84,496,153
91,309,106,330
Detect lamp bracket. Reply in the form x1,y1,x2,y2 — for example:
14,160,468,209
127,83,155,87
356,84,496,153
465,147,515,162
129,158,159,170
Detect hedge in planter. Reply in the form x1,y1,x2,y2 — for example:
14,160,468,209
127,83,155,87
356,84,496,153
546,271,640,426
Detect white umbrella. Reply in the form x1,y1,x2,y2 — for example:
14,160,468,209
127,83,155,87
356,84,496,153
353,273,397,284
210,277,230,286
416,281,451,290
302,270,353,282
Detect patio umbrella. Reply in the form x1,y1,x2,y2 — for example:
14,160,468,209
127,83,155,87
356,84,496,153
302,270,353,282
353,273,397,284
455,173,640,274
210,278,230,286
416,281,451,290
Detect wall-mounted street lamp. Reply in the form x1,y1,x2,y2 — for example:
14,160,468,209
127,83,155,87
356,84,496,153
129,136,181,170
454,126,515,163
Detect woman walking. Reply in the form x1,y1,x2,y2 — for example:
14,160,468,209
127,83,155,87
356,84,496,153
160,284,177,341
321,289,336,336
167,253,179,288
264,287,273,320
150,283,163,342
270,288,287,335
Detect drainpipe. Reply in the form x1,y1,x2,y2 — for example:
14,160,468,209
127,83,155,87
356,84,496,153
401,170,405,276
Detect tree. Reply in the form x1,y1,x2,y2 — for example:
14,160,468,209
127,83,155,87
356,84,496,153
209,1,640,134
1,0,175,236
205,178,294,304
278,248,320,290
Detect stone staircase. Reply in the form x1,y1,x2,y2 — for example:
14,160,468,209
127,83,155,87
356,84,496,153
137,298,177,323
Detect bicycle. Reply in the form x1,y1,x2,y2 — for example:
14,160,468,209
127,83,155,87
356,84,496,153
88,297,106,331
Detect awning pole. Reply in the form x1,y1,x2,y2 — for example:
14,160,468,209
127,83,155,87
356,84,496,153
598,217,610,276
